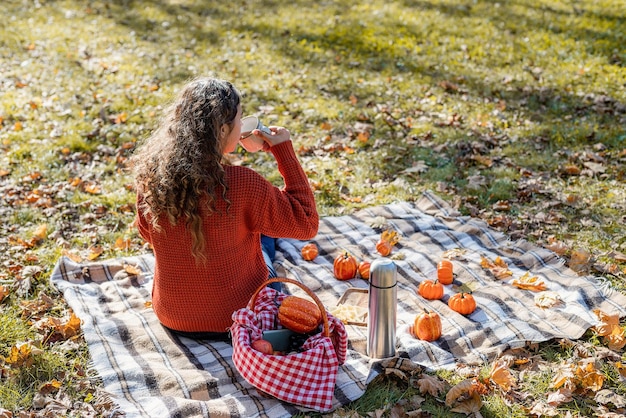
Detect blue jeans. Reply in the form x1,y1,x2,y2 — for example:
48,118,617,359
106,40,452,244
261,235,281,291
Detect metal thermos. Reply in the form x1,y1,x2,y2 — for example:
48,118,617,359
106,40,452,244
367,258,397,358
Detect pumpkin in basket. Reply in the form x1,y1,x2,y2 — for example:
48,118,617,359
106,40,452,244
278,295,322,334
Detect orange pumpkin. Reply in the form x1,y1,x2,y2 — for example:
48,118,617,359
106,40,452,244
437,259,454,285
334,251,358,280
301,243,319,261
277,296,322,333
375,229,399,256
413,309,442,341
376,239,393,256
358,261,371,280
448,292,476,315
418,279,444,300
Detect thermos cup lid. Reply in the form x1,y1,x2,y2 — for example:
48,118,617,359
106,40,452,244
370,258,397,288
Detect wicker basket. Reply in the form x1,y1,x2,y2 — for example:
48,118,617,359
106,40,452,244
230,278,347,412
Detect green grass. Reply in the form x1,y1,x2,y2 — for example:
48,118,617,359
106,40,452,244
1,0,625,416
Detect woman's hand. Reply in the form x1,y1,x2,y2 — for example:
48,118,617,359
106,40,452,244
254,126,290,150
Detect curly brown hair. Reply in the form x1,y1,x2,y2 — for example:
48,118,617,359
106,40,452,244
132,77,241,262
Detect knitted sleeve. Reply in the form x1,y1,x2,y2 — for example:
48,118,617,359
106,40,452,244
249,140,319,240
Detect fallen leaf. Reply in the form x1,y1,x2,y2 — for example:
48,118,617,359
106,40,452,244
414,373,445,396
380,229,400,246
583,161,605,174
46,312,82,340
62,250,83,263
562,164,581,175
545,237,568,256
569,248,591,273
535,291,564,308
575,360,604,392
529,401,559,416
551,361,576,390
489,360,516,392
4,342,34,367
123,263,142,276
608,250,626,263
593,309,626,350
115,237,131,250
441,248,467,260
0,285,8,303
445,378,488,407
356,132,369,143
20,292,54,317
369,216,388,230
492,200,510,211
87,245,104,260
83,182,102,194
480,255,513,279
450,393,482,415
511,272,547,291
38,379,62,395
546,388,573,406
615,362,626,383
594,389,626,408
385,368,409,381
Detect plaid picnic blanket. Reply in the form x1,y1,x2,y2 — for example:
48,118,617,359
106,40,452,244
50,191,626,417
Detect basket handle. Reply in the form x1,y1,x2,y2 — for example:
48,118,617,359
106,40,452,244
248,277,330,338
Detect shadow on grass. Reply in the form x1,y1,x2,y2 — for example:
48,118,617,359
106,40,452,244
99,0,625,172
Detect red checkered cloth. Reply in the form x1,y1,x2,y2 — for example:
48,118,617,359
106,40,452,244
231,285,348,412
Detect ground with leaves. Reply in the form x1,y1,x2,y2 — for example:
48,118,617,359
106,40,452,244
1,0,625,417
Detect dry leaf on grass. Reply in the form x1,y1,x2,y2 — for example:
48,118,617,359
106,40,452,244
545,237,568,256
445,378,488,415
569,248,592,273
575,360,605,392
546,388,573,406
529,401,559,417
413,373,445,396
593,309,626,350
594,389,626,408
615,362,626,383
550,361,577,390
551,359,606,392
87,245,104,260
450,393,483,415
0,285,8,303
489,360,516,392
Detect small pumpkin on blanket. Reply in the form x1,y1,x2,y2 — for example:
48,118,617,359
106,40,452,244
413,309,442,342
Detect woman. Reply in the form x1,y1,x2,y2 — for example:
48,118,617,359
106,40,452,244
132,77,318,338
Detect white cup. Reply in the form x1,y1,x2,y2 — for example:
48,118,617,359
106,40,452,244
240,116,271,152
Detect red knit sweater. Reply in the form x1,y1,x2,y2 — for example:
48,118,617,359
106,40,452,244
136,141,319,332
